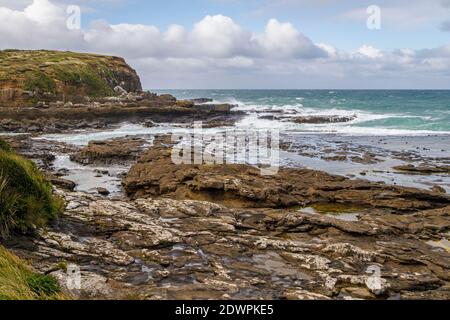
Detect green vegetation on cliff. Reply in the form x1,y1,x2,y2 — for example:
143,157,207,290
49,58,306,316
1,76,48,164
23,72,57,94
0,50,142,106
54,65,114,97
0,245,63,300
0,138,63,238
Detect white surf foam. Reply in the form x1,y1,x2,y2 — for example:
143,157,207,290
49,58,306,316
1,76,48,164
226,98,449,136
37,123,233,146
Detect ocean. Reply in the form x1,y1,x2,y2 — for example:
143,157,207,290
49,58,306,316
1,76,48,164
153,90,450,135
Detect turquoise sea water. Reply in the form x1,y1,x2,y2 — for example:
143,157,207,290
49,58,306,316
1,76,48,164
153,90,450,135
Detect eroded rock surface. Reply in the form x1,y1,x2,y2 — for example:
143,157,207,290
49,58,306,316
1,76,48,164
3,135,449,300
71,137,148,165
394,164,450,175
258,115,356,124
5,189,449,300
124,137,450,211
0,100,244,134
292,116,356,124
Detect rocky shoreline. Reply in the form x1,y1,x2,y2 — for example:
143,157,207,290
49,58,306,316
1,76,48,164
0,92,244,134
1,50,448,300
1,132,449,300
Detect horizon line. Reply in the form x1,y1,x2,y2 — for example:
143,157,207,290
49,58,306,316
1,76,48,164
148,88,450,91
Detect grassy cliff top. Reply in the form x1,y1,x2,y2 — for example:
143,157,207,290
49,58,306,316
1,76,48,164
0,49,127,69
0,50,142,105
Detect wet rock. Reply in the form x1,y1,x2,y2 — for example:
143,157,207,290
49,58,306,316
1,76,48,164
71,137,147,165
201,119,236,128
192,104,235,113
4,188,450,300
351,153,380,164
394,164,450,175
189,98,213,104
292,116,356,124
159,94,177,103
340,287,376,300
0,93,243,134
284,289,331,300
3,133,450,300
94,169,109,175
176,100,195,108
123,136,450,212
399,287,450,300
143,120,157,128
432,186,447,194
47,175,76,191
322,155,347,162
96,188,110,196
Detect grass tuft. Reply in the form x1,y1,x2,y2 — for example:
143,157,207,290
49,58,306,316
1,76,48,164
0,246,64,300
0,139,12,152
0,173,18,238
0,139,64,238
26,273,61,297
0,139,66,300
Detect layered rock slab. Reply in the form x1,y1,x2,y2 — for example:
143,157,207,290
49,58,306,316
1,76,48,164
123,137,450,212
5,190,449,300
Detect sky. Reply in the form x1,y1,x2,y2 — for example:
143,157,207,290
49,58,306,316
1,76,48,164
0,0,449,89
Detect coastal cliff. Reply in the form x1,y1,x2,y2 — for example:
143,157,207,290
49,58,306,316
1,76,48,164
0,50,241,133
0,50,142,107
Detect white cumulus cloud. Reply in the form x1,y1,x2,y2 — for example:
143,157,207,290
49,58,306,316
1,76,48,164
0,0,449,89
357,45,384,59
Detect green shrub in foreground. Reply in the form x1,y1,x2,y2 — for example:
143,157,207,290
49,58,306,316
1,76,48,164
26,273,61,297
0,147,63,238
0,245,63,300
0,174,18,238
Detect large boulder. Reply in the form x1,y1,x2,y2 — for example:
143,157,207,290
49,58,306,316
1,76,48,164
70,137,147,165
123,136,450,212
